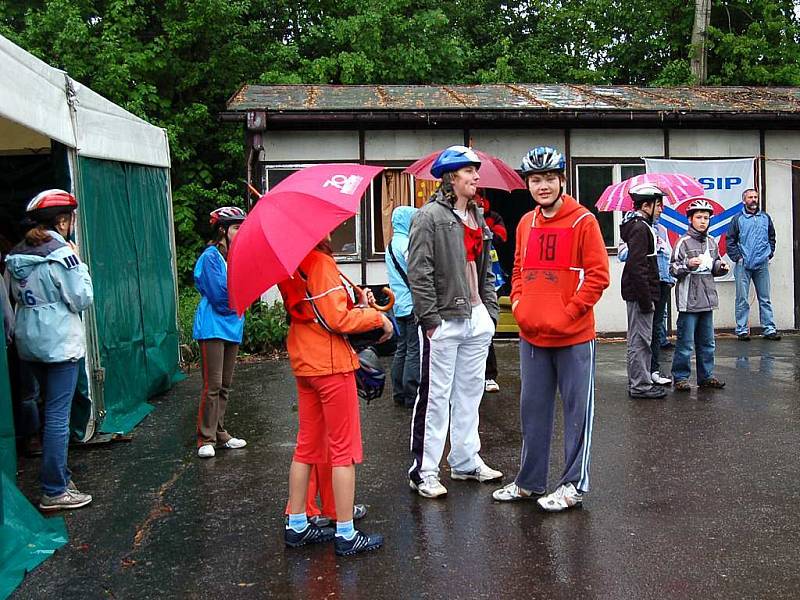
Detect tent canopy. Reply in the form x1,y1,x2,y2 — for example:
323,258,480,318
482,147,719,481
0,34,170,168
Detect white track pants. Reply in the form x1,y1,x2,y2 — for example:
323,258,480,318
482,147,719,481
409,304,494,483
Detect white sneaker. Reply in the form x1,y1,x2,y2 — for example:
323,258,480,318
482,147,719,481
197,444,216,458
221,437,247,449
484,379,500,393
409,476,448,498
492,482,536,502
451,463,503,482
651,371,672,385
537,483,583,512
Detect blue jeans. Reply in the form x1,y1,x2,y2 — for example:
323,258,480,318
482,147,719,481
391,315,420,407
26,360,80,496
734,262,776,335
650,282,671,373
671,311,715,383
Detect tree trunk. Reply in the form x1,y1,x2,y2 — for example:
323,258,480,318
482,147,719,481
690,0,711,84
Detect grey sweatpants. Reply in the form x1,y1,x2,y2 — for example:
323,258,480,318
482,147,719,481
626,301,654,393
515,338,596,494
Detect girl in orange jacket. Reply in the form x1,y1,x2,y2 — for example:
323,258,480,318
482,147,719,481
278,235,392,556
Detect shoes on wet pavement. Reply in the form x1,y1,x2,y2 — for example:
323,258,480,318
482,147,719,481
197,444,215,458
698,377,726,389
409,476,448,498
451,463,503,482
484,379,500,393
764,332,782,341
673,380,691,392
651,371,672,385
284,523,335,548
308,503,367,527
334,530,384,556
629,386,668,399
492,482,540,502
221,437,247,449
737,333,751,341
537,483,583,512
39,488,93,512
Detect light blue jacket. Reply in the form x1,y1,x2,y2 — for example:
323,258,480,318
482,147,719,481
725,209,775,270
192,245,244,343
6,231,94,363
385,206,417,318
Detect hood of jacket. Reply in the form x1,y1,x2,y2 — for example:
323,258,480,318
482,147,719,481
619,210,651,242
391,206,417,237
687,225,708,242
6,235,67,281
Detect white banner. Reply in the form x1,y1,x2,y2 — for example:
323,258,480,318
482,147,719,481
645,157,756,280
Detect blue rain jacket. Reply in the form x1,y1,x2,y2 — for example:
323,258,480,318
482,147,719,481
192,245,245,343
385,206,417,318
6,231,94,363
726,209,775,270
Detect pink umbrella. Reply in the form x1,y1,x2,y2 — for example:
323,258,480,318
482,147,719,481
227,163,384,315
595,172,705,212
403,149,525,192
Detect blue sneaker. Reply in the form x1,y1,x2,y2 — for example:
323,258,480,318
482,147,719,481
334,530,384,556
284,523,335,548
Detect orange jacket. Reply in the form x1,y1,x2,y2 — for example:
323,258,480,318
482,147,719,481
278,249,383,376
511,195,610,348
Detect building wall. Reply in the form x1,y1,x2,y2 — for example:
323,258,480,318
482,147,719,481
259,126,798,334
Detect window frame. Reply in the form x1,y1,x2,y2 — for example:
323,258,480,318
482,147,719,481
572,158,647,251
366,167,417,259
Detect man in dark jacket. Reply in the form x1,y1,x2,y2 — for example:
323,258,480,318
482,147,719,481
620,184,667,399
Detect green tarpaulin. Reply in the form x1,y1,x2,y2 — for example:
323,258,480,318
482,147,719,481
0,313,67,600
77,157,183,434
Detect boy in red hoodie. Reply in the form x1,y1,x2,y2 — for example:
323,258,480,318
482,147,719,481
492,146,609,511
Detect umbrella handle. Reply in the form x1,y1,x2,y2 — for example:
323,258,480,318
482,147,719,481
339,272,395,312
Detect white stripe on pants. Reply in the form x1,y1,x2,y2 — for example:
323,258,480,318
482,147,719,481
409,304,494,482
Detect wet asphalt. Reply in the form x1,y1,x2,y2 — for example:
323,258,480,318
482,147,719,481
11,336,800,599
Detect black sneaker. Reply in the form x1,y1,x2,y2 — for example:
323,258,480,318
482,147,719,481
629,386,668,399
698,377,726,389
764,332,782,341
737,333,751,341
284,523,335,548
334,530,384,556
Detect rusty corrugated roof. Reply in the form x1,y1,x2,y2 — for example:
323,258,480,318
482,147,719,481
226,84,800,113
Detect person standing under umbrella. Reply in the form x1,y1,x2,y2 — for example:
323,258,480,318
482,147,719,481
279,234,393,556
407,145,501,499
193,207,248,459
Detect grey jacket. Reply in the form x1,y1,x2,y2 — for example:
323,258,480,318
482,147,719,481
407,189,499,330
670,226,727,313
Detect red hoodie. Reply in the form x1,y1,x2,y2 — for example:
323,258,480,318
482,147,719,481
510,194,610,347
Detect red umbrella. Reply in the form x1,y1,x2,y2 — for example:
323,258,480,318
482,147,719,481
227,163,384,315
403,149,525,192
595,172,705,212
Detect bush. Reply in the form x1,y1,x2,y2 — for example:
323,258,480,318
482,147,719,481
177,285,288,364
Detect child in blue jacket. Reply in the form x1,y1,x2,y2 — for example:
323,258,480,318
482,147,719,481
193,207,247,458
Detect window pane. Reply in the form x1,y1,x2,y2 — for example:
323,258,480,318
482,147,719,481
372,176,385,254
267,169,295,190
621,164,646,180
577,165,614,246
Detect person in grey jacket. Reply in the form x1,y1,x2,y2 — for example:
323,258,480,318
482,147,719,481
406,146,501,499
669,198,729,392
6,190,94,512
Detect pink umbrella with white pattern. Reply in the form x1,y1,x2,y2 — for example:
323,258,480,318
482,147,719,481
595,172,705,212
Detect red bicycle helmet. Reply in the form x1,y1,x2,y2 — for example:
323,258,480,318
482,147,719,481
25,189,78,223
209,206,246,227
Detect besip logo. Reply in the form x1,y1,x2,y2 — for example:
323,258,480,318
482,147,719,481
323,174,364,195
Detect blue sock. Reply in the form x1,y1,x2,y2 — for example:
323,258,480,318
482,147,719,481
287,512,308,533
336,519,356,540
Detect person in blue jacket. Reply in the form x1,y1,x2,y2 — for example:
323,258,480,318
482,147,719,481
385,206,419,408
193,206,247,458
6,190,94,512
725,188,780,341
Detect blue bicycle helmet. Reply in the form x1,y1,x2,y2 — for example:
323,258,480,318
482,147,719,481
520,146,566,176
355,347,385,404
430,146,481,179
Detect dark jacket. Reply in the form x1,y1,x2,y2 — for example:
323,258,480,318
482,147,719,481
619,210,660,311
407,188,499,330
